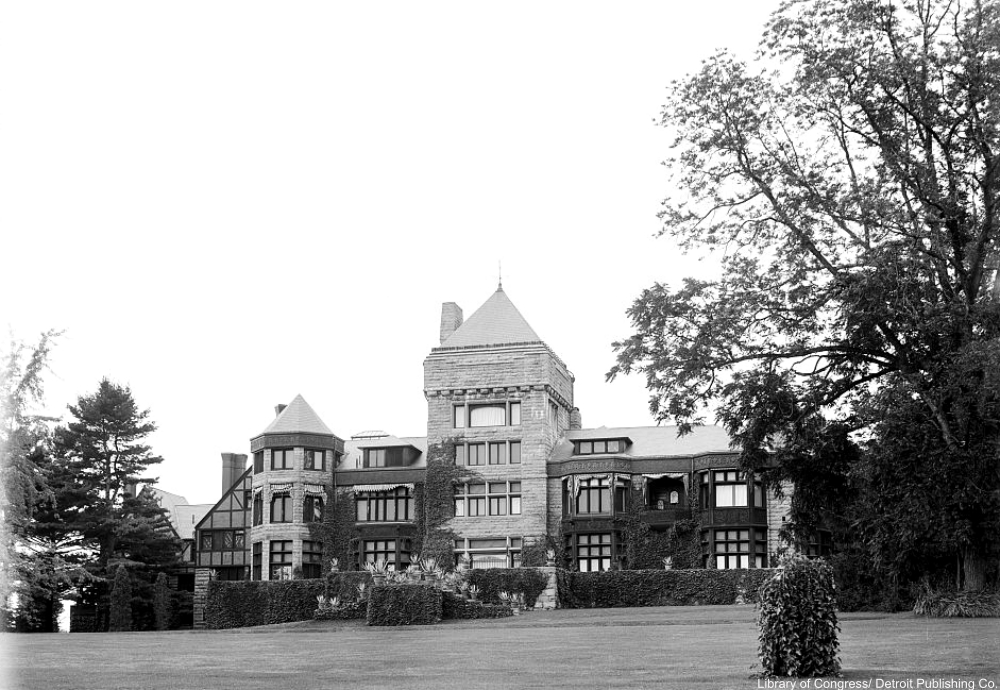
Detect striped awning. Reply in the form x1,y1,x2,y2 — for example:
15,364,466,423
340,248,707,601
642,473,686,480
269,483,294,494
304,484,326,495
350,483,413,493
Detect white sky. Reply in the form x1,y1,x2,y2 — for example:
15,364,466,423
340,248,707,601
2,1,781,505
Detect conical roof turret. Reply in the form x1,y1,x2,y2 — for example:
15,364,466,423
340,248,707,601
260,394,333,435
439,286,542,348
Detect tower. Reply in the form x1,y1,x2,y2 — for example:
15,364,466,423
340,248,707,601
423,285,574,566
248,394,343,580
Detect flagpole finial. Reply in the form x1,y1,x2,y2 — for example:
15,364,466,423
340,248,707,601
498,260,503,290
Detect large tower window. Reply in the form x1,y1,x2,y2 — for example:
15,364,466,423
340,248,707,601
453,401,521,428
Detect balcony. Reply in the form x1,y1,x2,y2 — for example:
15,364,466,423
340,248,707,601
641,506,692,526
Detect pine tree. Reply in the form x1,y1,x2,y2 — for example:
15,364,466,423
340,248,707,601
153,572,171,631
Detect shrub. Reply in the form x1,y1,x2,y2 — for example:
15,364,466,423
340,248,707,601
441,591,513,619
367,584,442,626
466,568,549,608
913,588,1000,617
757,556,840,677
109,565,132,632
314,600,367,621
153,572,171,631
325,571,373,601
559,568,775,608
205,580,326,629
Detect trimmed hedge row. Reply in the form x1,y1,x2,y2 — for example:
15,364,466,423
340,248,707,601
205,580,326,629
367,584,442,626
442,591,514,619
558,568,778,608
466,568,549,607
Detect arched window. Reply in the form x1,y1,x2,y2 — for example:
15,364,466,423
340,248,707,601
669,490,680,504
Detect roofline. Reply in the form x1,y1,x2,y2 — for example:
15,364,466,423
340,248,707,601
427,340,570,372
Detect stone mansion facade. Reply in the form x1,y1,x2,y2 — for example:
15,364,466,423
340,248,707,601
187,286,790,623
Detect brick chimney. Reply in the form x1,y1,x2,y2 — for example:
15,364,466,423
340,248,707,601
569,407,583,430
221,453,247,493
440,302,464,344
275,403,287,417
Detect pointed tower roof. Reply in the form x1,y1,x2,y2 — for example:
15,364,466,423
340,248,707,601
261,394,333,435
441,286,542,348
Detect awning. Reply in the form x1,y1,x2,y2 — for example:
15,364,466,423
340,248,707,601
304,484,326,495
269,483,294,494
642,473,687,480
351,483,414,493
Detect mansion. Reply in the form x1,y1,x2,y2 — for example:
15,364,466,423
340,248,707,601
184,286,790,624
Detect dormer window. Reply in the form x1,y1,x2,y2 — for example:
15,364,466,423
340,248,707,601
454,401,521,428
573,439,624,455
363,447,406,468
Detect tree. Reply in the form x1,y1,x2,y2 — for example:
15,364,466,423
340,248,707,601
153,571,170,631
108,564,132,632
610,0,1000,590
51,379,180,629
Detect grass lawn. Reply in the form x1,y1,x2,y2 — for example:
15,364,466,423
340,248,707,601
4,606,998,690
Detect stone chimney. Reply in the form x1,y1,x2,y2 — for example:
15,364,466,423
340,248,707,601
440,302,464,344
569,407,583,430
275,403,287,417
221,453,247,493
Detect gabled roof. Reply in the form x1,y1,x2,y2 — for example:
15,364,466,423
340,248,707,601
143,487,212,541
549,425,735,462
440,286,542,348
339,436,428,470
260,394,333,435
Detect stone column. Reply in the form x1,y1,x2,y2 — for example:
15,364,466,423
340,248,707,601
192,567,212,629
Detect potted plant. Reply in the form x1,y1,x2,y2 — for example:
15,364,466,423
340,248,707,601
545,548,556,567
364,558,389,585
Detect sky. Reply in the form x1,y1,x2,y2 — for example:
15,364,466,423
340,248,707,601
1,1,783,506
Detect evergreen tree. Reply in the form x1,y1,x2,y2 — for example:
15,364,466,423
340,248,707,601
108,564,132,632
153,572,170,631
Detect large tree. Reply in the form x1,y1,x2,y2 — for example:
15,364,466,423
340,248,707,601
51,379,179,629
610,0,1000,589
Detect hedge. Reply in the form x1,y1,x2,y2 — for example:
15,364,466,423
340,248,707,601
465,568,549,608
314,600,367,621
558,568,778,608
205,580,326,629
441,591,513,620
325,571,374,601
367,584,442,626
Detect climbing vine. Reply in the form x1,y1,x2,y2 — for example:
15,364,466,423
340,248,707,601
322,486,360,572
420,439,473,566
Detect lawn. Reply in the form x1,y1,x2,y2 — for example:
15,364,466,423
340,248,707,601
4,606,998,690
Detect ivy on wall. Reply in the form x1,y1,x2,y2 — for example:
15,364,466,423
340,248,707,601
617,488,703,570
420,439,473,565
323,486,360,572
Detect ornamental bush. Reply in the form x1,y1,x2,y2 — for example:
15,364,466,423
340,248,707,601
314,600,367,621
559,568,775,608
366,584,442,626
205,580,326,629
153,572,171,631
465,568,549,608
757,556,840,677
324,571,373,601
109,565,133,632
913,588,1000,618
441,591,513,620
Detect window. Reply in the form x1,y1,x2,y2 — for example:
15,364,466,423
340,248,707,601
304,495,324,522
362,539,410,571
454,482,520,517
362,447,405,468
305,449,325,471
455,440,519,466
270,493,292,523
714,529,750,569
669,491,680,505
574,439,623,455
453,401,521,428
455,537,522,569
753,479,765,508
252,493,263,526
252,542,262,580
303,540,323,579
253,451,264,473
576,477,611,515
714,471,748,507
271,448,293,470
201,529,245,552
699,472,709,507
356,487,414,522
269,540,293,580
577,534,612,572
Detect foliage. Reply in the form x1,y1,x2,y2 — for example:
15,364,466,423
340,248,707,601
108,565,132,632
314,599,366,621
204,580,326,629
757,556,840,677
324,571,373,601
610,0,1000,591
323,488,360,571
441,590,513,619
153,572,171,631
913,587,1000,618
465,568,549,608
366,584,442,626
420,439,471,565
520,534,563,568
616,493,701,570
559,568,776,609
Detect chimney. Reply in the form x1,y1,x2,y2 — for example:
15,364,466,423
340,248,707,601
570,407,582,430
440,302,463,344
221,453,247,493
275,403,287,417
